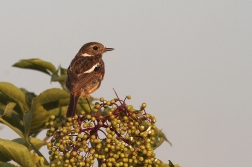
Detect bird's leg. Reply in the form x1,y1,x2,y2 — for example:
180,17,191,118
85,95,93,114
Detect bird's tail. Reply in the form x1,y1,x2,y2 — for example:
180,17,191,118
66,93,80,117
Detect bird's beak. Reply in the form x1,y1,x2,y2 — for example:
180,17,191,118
105,48,114,51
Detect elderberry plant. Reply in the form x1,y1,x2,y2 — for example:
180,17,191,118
0,58,177,167
46,95,164,167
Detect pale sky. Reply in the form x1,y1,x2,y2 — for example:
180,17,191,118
0,1,251,167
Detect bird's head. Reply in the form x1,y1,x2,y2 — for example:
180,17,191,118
79,42,114,57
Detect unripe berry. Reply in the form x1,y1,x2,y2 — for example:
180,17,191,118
93,108,98,113
127,105,133,111
65,152,70,158
50,115,55,120
95,103,100,108
126,95,131,99
141,102,147,109
100,97,104,102
86,114,91,119
106,101,111,106
139,157,144,162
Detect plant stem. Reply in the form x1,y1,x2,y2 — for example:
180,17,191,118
0,117,24,139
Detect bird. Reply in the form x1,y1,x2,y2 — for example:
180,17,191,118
66,42,114,117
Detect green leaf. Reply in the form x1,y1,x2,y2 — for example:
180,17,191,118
60,66,67,75
30,152,49,167
12,138,46,150
0,110,24,134
0,82,28,114
29,98,49,133
0,151,10,162
168,160,175,167
29,141,49,165
0,162,17,167
51,74,67,82
50,65,68,90
20,88,37,107
48,106,67,117
0,102,25,137
157,160,171,167
156,129,172,146
0,139,34,167
28,88,69,133
0,92,17,110
77,97,96,114
12,58,56,75
51,66,67,82
11,138,27,146
0,115,24,139
23,108,33,140
36,88,69,106
3,102,16,117
29,137,47,148
150,128,172,150
47,102,92,117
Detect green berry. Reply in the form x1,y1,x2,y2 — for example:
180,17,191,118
126,95,131,99
141,102,147,108
50,115,55,120
100,97,104,102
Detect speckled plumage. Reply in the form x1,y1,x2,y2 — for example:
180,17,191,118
66,42,114,117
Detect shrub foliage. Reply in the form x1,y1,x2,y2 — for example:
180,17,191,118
0,59,178,167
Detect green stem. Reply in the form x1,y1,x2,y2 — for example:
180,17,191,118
0,117,24,139
29,139,49,165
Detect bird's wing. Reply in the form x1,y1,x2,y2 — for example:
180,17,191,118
67,69,79,85
67,56,104,93
71,71,101,92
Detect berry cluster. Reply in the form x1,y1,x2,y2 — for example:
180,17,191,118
46,95,161,167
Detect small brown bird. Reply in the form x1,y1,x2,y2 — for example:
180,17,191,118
66,42,114,117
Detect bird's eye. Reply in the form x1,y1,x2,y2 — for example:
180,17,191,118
93,46,98,50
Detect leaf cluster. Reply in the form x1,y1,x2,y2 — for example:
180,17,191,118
0,58,179,167
0,59,91,166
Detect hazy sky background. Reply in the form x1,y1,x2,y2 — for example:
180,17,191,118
0,1,251,167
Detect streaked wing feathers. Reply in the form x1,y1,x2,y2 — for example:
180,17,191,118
72,72,99,92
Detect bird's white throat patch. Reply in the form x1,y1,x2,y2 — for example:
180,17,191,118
84,63,99,73
82,53,93,57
